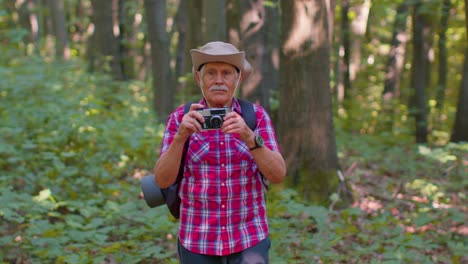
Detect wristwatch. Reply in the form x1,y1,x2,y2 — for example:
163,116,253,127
249,134,265,151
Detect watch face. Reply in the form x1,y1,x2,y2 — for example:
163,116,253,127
255,135,264,147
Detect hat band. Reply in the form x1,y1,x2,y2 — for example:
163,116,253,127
198,63,240,73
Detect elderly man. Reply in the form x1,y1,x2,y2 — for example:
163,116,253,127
154,41,286,263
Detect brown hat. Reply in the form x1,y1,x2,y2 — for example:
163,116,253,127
191,41,252,80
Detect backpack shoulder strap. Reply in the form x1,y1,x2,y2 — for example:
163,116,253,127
237,99,269,191
183,102,192,115
238,98,257,131
177,102,193,174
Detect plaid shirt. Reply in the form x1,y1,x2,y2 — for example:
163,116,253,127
159,98,280,256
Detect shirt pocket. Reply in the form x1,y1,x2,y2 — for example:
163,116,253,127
187,133,210,163
233,137,253,163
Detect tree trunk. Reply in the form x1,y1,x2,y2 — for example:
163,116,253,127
144,0,174,119
202,0,227,42
336,0,351,105
349,0,370,81
259,0,280,114
383,3,409,99
279,0,343,206
450,1,468,142
380,2,409,132
18,0,40,54
450,48,468,142
174,0,186,92
47,0,70,60
184,0,203,74
236,0,267,105
129,1,147,81
435,0,451,110
410,2,431,143
117,0,134,79
89,0,124,80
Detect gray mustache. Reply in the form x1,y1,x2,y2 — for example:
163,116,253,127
209,85,228,91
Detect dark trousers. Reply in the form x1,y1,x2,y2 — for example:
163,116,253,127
177,236,270,264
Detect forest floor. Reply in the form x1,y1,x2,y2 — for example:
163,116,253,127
1,56,466,263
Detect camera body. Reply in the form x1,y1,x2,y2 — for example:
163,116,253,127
197,108,231,129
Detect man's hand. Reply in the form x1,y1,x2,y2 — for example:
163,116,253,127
221,111,255,144
177,103,205,140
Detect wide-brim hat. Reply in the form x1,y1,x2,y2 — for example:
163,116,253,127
191,41,252,81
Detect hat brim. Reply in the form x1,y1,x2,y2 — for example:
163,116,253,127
191,50,251,81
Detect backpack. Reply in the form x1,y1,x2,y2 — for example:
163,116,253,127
150,99,263,219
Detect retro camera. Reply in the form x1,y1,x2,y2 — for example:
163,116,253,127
197,108,231,129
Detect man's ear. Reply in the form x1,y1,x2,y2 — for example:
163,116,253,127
195,71,201,86
236,72,242,88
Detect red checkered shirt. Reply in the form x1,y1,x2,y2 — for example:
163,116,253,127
159,98,280,256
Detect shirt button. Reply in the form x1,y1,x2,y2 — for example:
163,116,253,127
221,204,225,209
220,142,224,145
222,226,226,230
221,164,225,167
221,183,225,186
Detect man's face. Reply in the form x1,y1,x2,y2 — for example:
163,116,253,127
196,62,240,108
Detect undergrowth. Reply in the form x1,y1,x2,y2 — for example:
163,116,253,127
0,57,466,263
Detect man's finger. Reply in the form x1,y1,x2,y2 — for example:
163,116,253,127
189,103,204,111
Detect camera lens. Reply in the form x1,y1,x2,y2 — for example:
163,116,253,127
210,115,223,128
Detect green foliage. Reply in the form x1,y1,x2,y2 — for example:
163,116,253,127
1,55,466,263
0,55,179,263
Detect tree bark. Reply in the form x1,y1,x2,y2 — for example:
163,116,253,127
184,0,203,74
349,0,370,81
202,0,227,42
89,0,124,80
259,0,280,114
383,3,409,99
410,2,431,143
435,0,451,110
450,0,468,142
337,0,351,104
47,0,70,60
235,0,268,105
174,0,186,92
18,0,40,54
279,0,343,206
144,0,174,119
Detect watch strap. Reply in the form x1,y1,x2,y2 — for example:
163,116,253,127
249,134,264,151
249,145,261,151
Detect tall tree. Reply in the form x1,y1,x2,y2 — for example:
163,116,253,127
279,0,343,205
89,0,124,80
349,0,371,81
450,0,468,142
235,0,277,110
184,0,203,74
47,0,70,60
435,0,452,110
202,0,227,42
336,0,351,104
259,0,280,113
17,0,40,54
117,0,134,79
383,2,409,100
410,1,431,143
174,0,187,90
144,0,174,119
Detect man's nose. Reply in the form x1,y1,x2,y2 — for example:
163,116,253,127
214,73,224,83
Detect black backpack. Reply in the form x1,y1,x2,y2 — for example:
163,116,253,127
163,98,260,219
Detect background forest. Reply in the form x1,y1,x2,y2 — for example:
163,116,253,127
0,0,467,263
